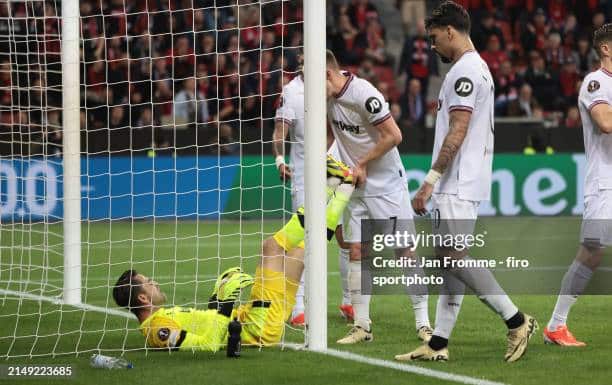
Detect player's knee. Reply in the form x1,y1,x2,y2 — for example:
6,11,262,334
577,244,603,270
334,226,351,249
263,237,283,258
348,243,361,261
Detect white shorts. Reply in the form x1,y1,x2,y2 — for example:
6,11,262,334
291,187,304,212
580,190,612,247
343,188,414,243
431,193,479,237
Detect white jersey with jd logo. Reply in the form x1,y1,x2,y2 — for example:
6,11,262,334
327,72,407,198
433,50,495,203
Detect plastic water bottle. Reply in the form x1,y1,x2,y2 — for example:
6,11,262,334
226,319,242,358
90,354,133,369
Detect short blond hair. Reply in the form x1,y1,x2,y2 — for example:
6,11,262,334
326,49,339,69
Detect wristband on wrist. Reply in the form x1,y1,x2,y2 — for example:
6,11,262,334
275,155,285,169
424,169,442,185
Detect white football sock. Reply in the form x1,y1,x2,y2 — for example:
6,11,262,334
349,260,371,330
411,294,430,330
433,270,465,339
403,264,430,329
292,272,305,318
450,256,517,321
339,248,351,305
547,260,594,331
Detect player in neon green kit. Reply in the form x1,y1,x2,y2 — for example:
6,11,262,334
112,156,354,351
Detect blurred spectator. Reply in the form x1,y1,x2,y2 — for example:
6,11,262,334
329,12,361,65
494,60,520,114
523,50,561,111
507,84,540,117
174,77,209,126
587,11,606,39
401,78,425,129
357,58,377,84
521,8,550,53
133,106,155,151
347,0,378,31
481,35,508,77
564,106,581,129
398,20,437,100
390,102,402,123
547,0,568,30
472,11,504,52
355,17,387,64
544,32,572,71
209,123,239,155
44,110,62,156
559,57,579,107
576,35,599,75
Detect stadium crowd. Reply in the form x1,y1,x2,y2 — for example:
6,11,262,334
0,0,611,155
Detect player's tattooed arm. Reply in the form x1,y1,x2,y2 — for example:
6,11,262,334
590,103,612,134
431,109,472,174
272,120,290,157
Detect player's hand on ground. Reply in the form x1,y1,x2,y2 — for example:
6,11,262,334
217,272,254,302
278,164,292,182
352,163,367,187
411,183,433,216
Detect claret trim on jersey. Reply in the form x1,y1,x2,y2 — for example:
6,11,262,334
372,113,392,126
600,67,612,78
274,117,293,125
448,105,474,113
588,100,610,111
335,73,354,99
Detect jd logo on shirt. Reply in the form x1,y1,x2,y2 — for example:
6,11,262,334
454,77,473,97
365,97,382,114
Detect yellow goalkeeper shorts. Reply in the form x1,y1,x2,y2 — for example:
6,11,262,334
236,267,298,346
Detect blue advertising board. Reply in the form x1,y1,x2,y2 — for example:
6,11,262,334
0,156,240,221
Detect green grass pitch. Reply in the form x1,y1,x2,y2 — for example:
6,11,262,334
0,217,611,385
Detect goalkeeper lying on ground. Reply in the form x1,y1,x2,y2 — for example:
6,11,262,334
112,156,354,351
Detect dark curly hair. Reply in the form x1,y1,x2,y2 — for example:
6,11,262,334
593,23,612,58
425,1,471,34
112,269,144,316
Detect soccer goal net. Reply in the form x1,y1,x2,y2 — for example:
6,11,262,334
0,0,328,358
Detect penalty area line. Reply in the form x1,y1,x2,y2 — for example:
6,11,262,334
0,288,136,320
284,343,507,385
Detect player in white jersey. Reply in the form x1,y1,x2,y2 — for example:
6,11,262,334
395,1,536,363
544,24,612,347
325,50,432,344
273,69,354,326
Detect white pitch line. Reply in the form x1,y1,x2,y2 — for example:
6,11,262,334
0,288,136,320
3,289,506,385
283,343,507,385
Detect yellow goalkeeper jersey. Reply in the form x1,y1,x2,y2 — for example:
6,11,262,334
140,306,231,352
139,268,299,351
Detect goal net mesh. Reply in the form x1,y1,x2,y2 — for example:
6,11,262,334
0,0,303,358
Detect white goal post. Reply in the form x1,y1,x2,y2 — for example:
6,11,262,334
303,0,327,351
61,0,81,306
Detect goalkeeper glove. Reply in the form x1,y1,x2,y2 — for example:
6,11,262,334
217,272,254,302
211,267,243,298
